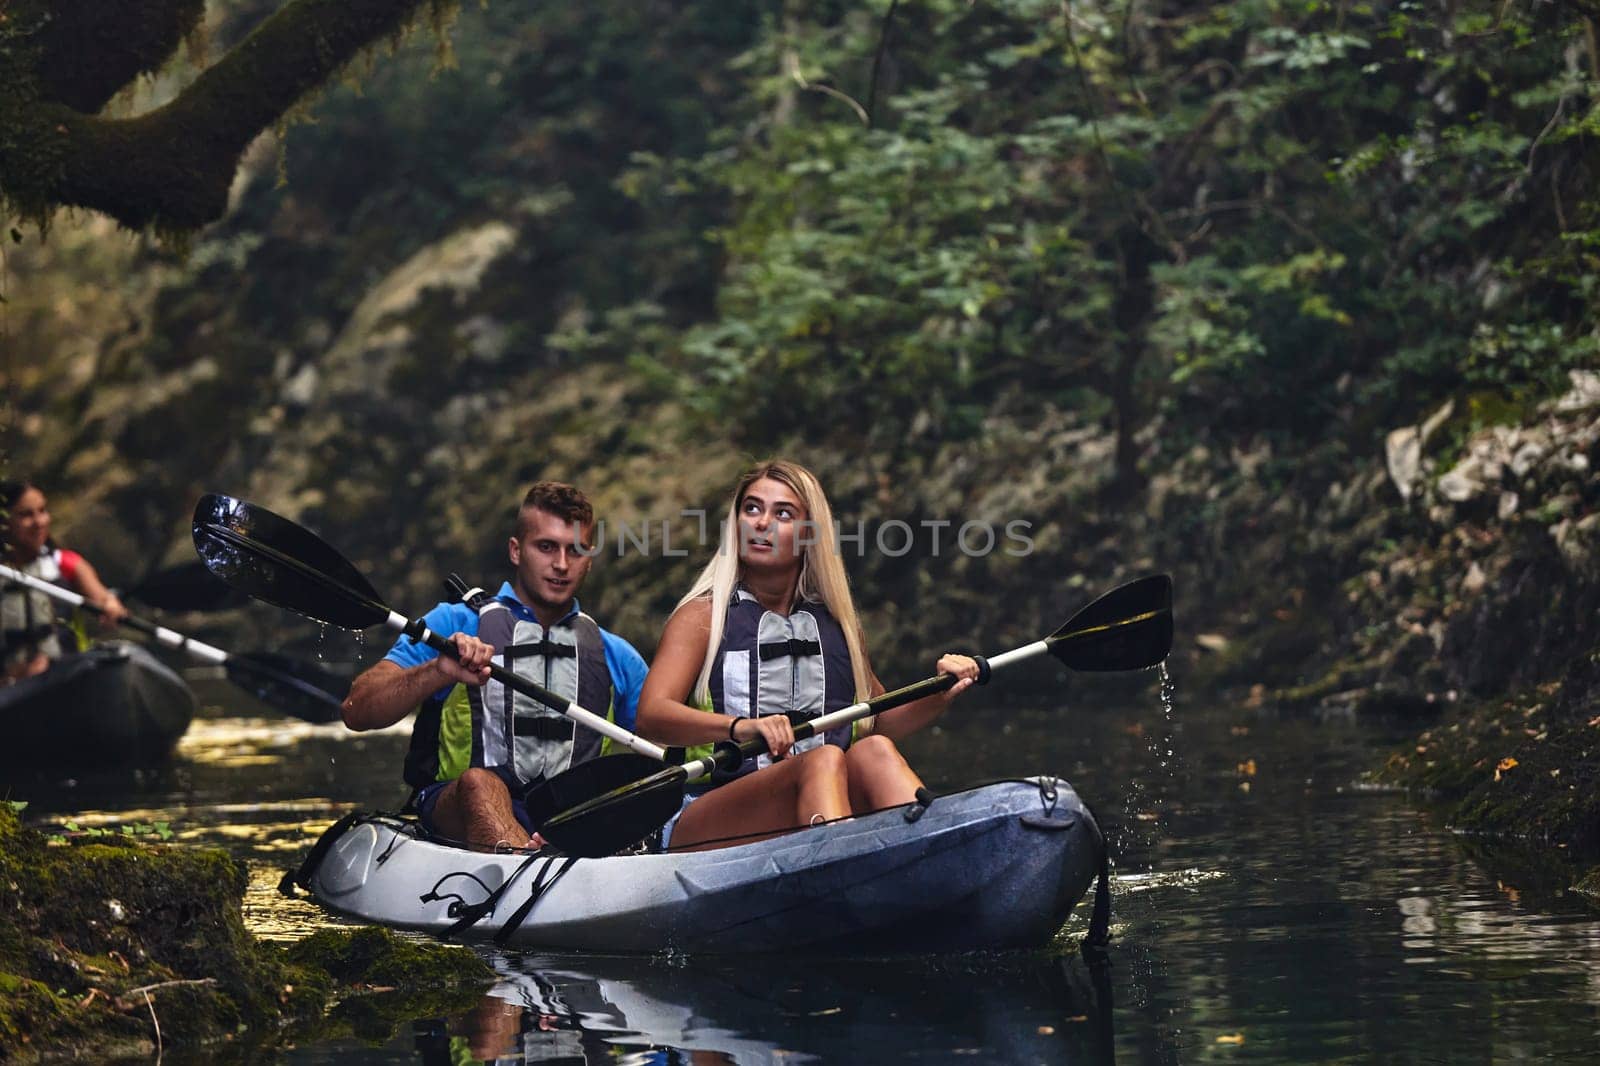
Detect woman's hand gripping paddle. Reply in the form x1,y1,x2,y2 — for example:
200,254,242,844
536,574,1175,857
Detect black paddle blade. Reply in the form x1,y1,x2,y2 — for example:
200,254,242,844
522,753,664,829
1047,573,1174,672
223,652,347,724
537,768,688,858
192,494,389,631
127,560,251,612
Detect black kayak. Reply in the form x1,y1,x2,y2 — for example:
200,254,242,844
0,641,196,767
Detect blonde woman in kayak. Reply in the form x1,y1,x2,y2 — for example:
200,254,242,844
637,459,979,850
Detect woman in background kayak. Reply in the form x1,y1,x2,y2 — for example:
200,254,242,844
637,459,979,850
1,478,127,683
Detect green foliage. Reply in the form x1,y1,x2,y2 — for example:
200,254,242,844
16,0,1597,603
569,0,1600,466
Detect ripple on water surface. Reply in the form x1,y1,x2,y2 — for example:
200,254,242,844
13,688,1600,1063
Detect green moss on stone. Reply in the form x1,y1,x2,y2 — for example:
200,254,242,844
0,806,492,1059
0,972,73,1052
1574,869,1600,906
1377,652,1600,853
286,926,493,990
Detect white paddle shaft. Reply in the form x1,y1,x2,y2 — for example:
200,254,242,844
678,639,1055,781
0,561,228,665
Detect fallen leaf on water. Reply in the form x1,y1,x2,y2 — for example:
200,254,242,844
1037,1025,1057,1034
1550,769,1561,778
1238,780,1252,794
1217,1032,1245,1045
1123,722,1146,738
1237,759,1257,776
1588,716,1600,728
1494,757,1518,781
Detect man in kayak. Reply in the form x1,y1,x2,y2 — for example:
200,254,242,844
342,482,647,851
2,478,129,683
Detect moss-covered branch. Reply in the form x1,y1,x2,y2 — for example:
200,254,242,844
28,0,207,113
1,0,452,232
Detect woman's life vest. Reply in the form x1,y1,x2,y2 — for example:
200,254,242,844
0,548,75,664
704,586,856,784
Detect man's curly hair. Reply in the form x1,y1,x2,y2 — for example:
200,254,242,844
516,481,595,540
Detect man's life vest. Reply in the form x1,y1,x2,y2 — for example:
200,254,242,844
404,596,615,793
703,586,856,784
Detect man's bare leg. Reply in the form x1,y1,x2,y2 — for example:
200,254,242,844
428,767,532,849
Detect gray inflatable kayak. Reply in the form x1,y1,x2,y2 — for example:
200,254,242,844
286,776,1107,954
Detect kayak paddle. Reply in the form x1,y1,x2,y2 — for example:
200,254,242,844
0,559,346,723
189,492,669,764
536,573,1175,857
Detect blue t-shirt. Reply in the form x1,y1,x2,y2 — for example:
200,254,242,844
383,582,647,732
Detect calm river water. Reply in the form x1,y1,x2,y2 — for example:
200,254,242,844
12,665,1600,1063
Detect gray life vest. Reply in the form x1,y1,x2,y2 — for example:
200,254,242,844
466,599,615,787
1,549,66,663
706,586,856,782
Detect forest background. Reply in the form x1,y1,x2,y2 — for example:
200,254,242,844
3,0,1598,861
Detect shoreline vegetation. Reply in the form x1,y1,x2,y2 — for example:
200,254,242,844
0,804,491,1060
1195,372,1600,910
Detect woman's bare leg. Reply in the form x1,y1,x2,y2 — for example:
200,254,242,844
844,733,924,812
669,744,850,851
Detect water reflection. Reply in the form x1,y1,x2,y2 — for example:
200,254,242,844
10,677,1600,1063
412,952,1115,1065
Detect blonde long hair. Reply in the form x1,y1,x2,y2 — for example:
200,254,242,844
679,460,871,705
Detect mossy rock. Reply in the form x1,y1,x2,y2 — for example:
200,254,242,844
1378,650,1600,854
285,926,492,990
1574,869,1600,908
0,806,492,1059
0,973,73,1054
